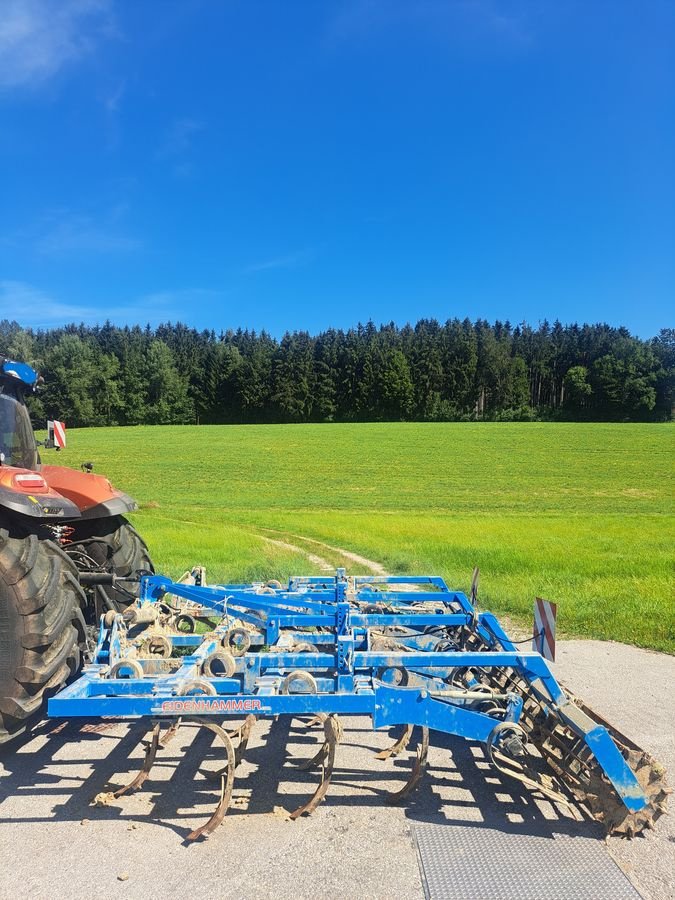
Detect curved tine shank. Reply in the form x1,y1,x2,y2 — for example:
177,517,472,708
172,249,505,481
386,726,430,804
201,715,258,780
293,714,330,770
234,714,256,767
114,722,161,798
298,737,329,771
289,715,341,820
186,720,237,842
303,713,327,730
159,718,181,747
375,723,413,760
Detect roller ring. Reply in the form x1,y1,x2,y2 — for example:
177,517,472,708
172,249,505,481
202,651,237,678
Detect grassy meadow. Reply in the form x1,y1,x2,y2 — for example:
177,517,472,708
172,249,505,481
44,423,674,652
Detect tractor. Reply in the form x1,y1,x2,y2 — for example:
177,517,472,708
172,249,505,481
0,356,153,743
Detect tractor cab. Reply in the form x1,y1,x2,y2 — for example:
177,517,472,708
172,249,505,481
0,360,39,470
0,356,138,522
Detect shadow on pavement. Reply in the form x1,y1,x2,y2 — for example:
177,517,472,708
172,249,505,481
0,715,603,845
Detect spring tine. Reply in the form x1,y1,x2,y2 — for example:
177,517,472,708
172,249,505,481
201,715,257,780
234,714,256,767
386,726,429,804
295,714,330,770
289,714,341,819
159,718,181,747
303,714,327,730
298,739,329,771
114,722,161,798
375,723,413,760
186,719,236,841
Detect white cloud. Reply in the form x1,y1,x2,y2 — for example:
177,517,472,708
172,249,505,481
104,79,125,113
1,207,141,258
245,249,314,274
0,280,97,325
156,117,205,178
36,213,141,255
0,281,223,328
0,0,115,89
157,118,204,159
136,288,224,313
328,0,531,48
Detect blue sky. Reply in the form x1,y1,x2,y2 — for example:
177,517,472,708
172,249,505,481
0,0,673,338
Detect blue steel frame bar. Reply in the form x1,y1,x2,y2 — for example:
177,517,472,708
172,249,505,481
48,570,647,813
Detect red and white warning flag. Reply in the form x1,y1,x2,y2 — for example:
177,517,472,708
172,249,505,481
532,597,557,662
48,420,67,449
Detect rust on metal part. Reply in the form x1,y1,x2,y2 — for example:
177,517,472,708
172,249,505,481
386,726,429,804
289,714,342,820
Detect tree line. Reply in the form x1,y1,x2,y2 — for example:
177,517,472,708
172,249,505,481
0,318,672,427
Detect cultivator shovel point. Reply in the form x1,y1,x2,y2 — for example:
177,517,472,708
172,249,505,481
49,568,669,840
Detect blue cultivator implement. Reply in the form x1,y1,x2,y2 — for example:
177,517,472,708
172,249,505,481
49,569,668,841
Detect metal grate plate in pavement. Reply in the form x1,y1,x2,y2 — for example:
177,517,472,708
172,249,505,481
412,824,642,900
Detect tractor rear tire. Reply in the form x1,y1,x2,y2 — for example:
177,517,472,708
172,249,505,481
0,530,86,744
72,516,153,610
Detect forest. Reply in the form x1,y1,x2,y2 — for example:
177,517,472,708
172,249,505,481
0,317,672,426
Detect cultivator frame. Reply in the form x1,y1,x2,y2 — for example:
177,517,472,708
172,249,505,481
48,569,668,840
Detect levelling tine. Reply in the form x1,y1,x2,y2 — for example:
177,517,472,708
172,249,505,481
386,726,429,804
289,714,341,819
113,721,161,798
375,723,413,760
186,719,236,842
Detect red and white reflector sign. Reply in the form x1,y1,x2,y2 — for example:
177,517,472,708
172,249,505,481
48,420,67,449
533,597,557,661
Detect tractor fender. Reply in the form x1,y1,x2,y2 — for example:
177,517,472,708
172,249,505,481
0,466,81,519
40,465,138,520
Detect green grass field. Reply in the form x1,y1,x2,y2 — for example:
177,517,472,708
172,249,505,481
47,423,674,652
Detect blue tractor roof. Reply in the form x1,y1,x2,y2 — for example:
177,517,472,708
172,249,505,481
1,359,39,388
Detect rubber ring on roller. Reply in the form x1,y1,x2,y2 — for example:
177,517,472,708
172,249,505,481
140,634,173,659
223,628,251,656
174,614,196,633
267,580,282,589
109,659,144,680
280,671,318,695
202,651,237,678
375,666,409,687
177,679,217,696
